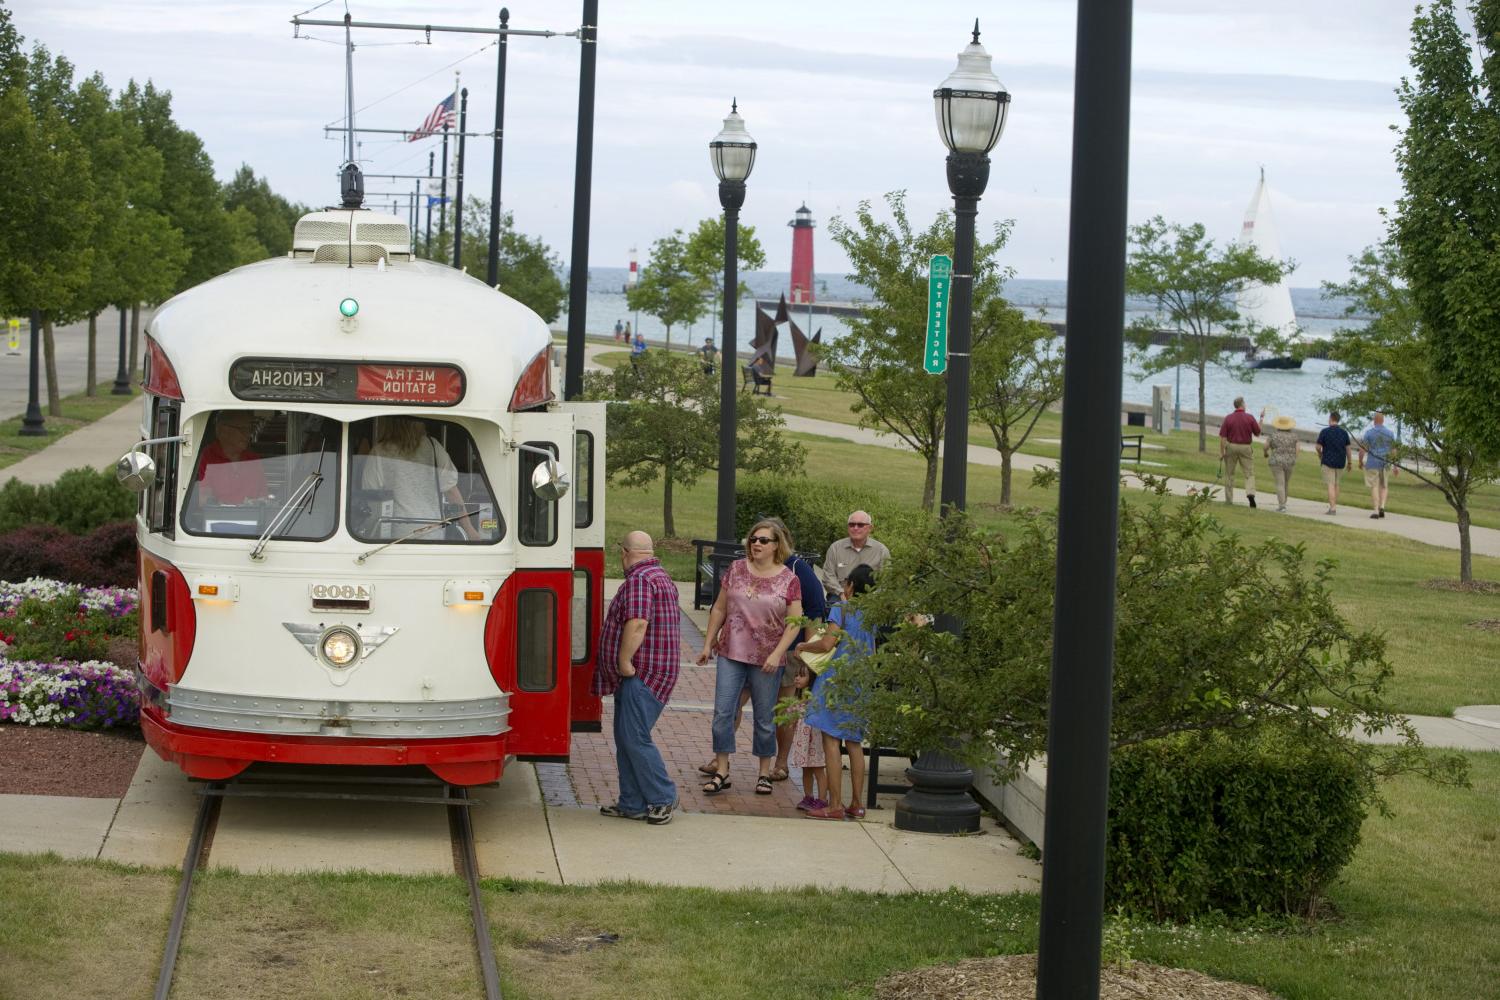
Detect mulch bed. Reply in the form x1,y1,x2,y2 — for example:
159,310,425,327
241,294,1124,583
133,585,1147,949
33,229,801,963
875,954,1279,1000
1466,619,1500,632
1421,579,1500,594
0,724,144,797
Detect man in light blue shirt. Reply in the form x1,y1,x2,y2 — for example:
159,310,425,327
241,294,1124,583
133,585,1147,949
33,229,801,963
1359,412,1397,519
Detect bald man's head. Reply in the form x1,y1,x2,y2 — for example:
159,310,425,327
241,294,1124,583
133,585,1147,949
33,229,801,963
620,531,654,568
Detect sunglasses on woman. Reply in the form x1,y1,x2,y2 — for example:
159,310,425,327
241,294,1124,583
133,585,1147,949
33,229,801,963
747,536,774,546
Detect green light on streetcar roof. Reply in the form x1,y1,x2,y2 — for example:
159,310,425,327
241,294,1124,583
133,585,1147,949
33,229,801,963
338,297,359,318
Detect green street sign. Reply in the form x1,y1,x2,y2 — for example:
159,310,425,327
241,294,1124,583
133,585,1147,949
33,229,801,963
924,254,952,374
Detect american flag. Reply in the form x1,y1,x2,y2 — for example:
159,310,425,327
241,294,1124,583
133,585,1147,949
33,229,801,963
407,93,456,142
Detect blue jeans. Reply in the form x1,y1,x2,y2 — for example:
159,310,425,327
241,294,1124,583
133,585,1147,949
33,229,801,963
712,655,782,759
612,678,676,812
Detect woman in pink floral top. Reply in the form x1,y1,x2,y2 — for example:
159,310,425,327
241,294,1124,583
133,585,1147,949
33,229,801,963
696,518,804,796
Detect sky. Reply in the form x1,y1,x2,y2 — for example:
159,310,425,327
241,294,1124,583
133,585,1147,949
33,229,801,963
14,0,1433,285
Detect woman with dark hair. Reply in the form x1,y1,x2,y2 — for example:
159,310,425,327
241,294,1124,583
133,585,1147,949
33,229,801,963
696,518,803,796
799,562,877,820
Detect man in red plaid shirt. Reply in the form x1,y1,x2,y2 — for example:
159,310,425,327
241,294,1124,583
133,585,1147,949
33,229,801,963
593,530,681,825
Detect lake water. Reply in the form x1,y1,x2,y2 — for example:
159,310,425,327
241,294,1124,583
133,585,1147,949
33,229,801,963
561,269,1366,429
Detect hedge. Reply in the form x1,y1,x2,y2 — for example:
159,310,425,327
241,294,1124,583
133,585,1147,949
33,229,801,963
0,521,138,588
0,467,138,535
735,474,928,559
1106,727,1370,921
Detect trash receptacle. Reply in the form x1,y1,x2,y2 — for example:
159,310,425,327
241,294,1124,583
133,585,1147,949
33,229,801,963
1126,411,1146,427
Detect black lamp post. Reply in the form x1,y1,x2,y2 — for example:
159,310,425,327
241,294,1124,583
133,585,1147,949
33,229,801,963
111,304,131,394
710,100,757,544
19,310,45,436
894,22,1010,836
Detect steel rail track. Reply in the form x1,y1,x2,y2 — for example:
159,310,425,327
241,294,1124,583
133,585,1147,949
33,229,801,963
152,777,502,1000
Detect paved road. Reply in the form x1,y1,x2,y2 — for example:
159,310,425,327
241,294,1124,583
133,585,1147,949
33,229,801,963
0,309,145,419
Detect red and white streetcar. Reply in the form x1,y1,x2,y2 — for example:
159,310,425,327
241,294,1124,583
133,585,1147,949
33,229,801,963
116,191,605,786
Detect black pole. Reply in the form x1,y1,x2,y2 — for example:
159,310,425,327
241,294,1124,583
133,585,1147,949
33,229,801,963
1035,1,1133,997
564,0,598,400
453,88,469,270
412,180,419,234
487,7,510,288
111,304,130,394
893,149,990,837
716,186,745,542
438,122,450,260
20,310,45,436
425,150,434,257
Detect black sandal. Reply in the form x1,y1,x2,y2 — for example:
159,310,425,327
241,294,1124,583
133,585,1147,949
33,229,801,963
702,772,731,795
755,775,773,795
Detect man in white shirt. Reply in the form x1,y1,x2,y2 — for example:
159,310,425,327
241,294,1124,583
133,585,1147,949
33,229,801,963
820,510,890,599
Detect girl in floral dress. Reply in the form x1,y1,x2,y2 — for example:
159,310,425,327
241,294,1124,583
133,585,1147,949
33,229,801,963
785,663,828,811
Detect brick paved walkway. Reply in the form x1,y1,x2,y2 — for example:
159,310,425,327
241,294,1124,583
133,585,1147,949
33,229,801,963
564,607,907,818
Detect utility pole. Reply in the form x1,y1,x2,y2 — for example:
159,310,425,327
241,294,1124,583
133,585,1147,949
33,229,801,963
425,150,434,256
488,7,511,287
454,87,469,269
564,0,599,400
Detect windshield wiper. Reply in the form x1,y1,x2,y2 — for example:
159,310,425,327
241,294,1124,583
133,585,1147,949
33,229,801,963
250,472,323,562
355,504,484,565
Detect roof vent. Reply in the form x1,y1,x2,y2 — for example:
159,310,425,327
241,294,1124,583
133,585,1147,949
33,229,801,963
292,210,412,264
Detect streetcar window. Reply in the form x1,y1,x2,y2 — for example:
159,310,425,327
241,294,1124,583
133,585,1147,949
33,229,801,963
145,397,180,538
574,431,594,530
516,588,557,692
347,417,502,545
571,568,590,663
518,441,558,546
181,410,340,541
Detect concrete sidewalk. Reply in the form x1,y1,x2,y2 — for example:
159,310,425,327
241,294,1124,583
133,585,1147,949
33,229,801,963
3,399,141,485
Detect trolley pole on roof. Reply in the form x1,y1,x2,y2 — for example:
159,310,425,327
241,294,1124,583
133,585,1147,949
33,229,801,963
488,8,510,287
564,0,599,400
1035,0,1134,997
454,88,469,269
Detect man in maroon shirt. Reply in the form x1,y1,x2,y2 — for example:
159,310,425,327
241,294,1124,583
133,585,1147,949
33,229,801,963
593,530,681,825
1218,396,1262,508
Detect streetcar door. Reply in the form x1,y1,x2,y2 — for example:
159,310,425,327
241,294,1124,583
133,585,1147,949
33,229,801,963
501,412,575,757
561,401,606,732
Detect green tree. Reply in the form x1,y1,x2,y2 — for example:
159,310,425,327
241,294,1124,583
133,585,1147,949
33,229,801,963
971,308,1063,506
581,351,804,537
829,487,1465,792
1125,216,1293,452
625,230,706,349
1391,0,1500,464
1323,244,1499,582
824,191,1013,511
0,78,96,416
222,164,306,259
451,197,567,323
682,216,766,342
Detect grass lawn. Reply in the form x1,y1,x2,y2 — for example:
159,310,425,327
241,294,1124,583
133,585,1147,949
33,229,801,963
0,386,140,473
595,346,1500,531
2,752,1496,999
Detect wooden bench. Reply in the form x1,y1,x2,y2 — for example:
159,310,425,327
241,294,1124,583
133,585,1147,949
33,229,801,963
1120,433,1143,462
741,364,773,396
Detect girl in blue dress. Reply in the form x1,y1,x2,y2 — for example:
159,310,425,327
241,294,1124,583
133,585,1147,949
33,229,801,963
798,563,876,820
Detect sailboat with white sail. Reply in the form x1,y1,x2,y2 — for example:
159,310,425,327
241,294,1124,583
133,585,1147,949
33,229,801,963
1236,169,1302,370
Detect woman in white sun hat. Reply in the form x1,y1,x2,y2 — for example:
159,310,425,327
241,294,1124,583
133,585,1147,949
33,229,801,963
1262,409,1300,513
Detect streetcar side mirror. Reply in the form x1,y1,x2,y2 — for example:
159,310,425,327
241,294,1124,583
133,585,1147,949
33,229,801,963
116,451,157,493
530,459,570,502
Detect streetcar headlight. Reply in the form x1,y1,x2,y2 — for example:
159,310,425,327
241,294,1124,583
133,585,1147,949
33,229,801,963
321,627,361,667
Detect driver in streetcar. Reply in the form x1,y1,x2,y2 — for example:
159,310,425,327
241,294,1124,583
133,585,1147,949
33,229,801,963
196,410,268,505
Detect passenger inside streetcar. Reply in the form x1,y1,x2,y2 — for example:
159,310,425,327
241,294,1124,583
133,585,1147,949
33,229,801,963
196,410,267,505
352,416,499,543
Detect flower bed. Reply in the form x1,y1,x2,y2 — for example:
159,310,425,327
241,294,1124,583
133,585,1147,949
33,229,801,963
0,577,139,729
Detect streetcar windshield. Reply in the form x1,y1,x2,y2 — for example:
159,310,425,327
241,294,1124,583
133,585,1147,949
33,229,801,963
347,416,503,544
181,410,341,540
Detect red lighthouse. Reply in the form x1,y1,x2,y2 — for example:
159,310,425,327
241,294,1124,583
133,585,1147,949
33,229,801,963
789,203,815,304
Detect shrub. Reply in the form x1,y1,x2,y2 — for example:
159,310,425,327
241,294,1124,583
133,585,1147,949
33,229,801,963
0,520,137,587
1107,728,1370,920
736,474,928,558
0,658,139,728
0,467,138,535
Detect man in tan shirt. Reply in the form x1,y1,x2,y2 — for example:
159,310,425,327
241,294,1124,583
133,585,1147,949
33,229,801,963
820,510,890,599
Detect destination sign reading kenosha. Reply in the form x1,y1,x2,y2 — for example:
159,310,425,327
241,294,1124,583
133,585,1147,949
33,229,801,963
230,359,465,406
